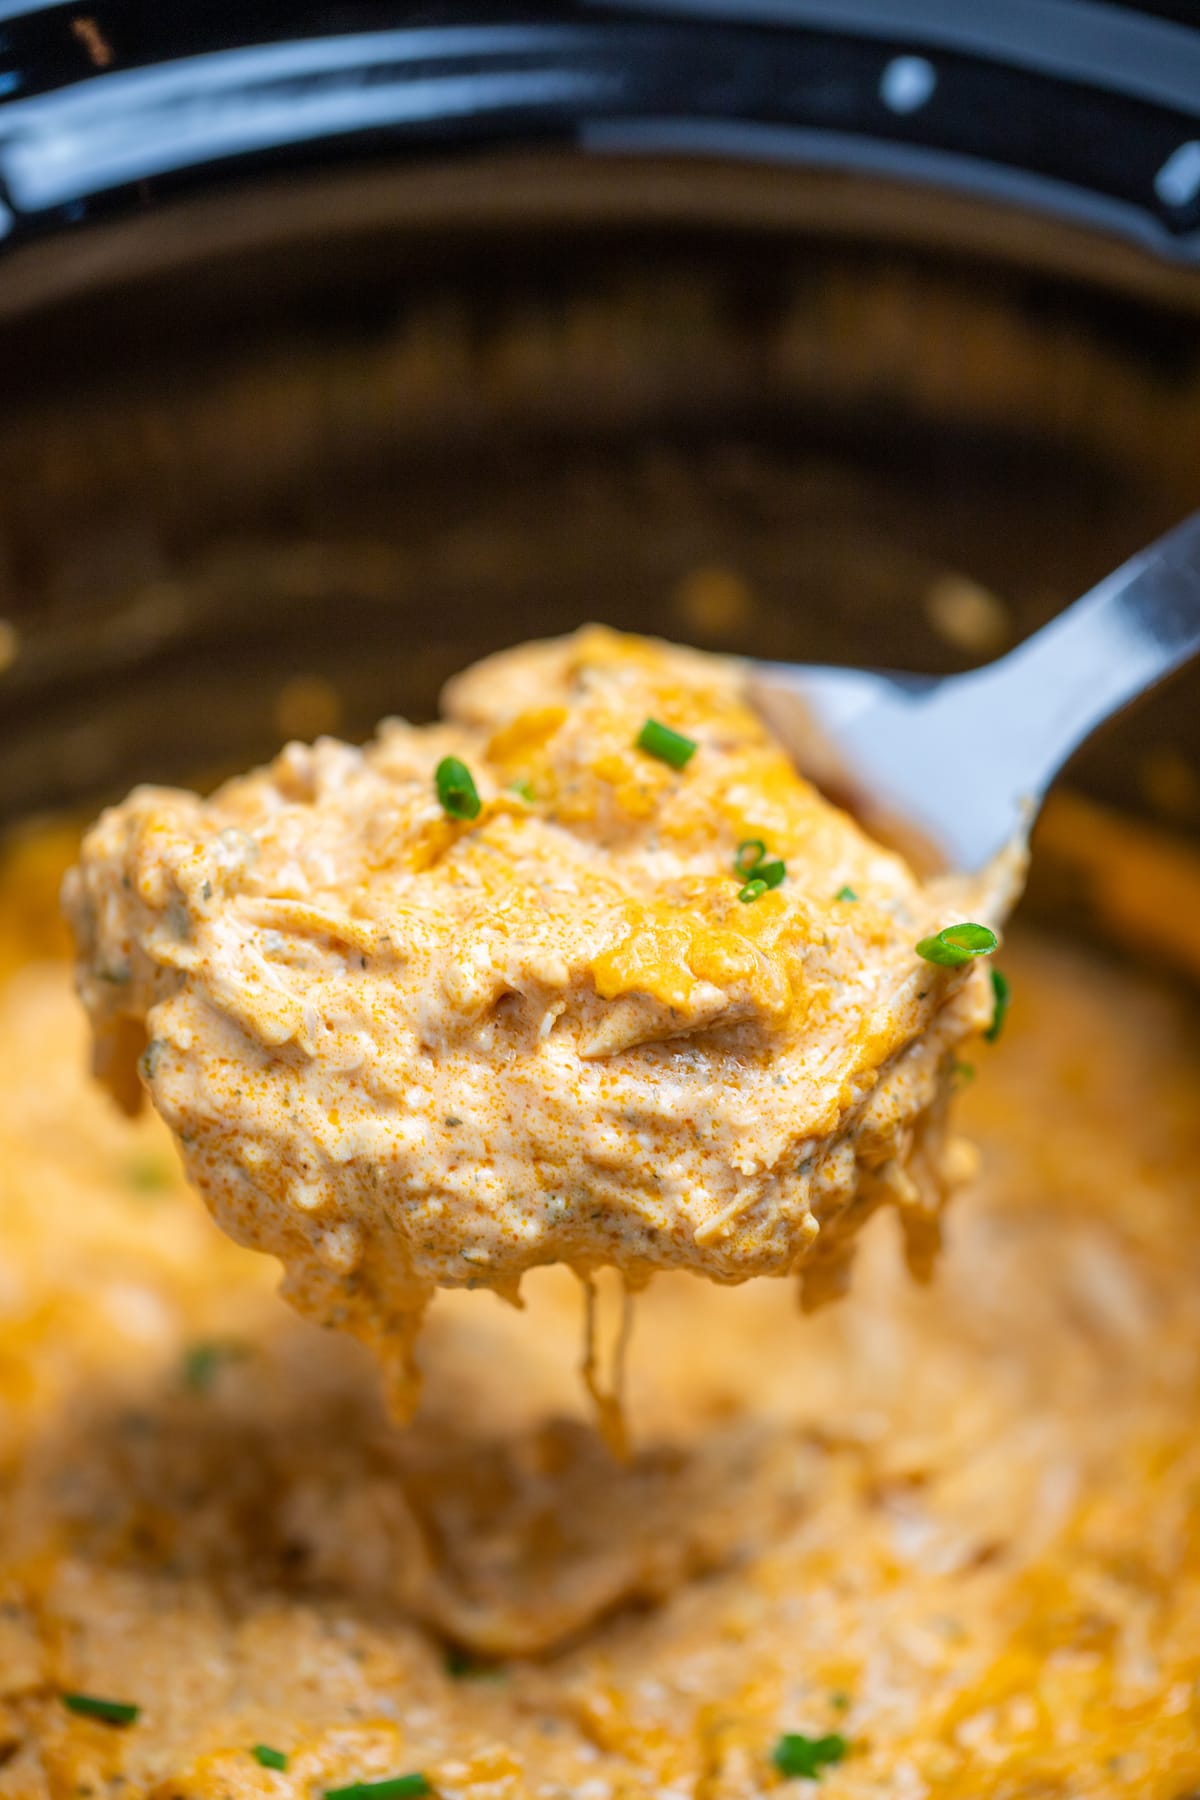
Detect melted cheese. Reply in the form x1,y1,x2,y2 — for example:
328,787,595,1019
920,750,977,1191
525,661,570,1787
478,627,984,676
63,630,1008,1413
1,828,1199,1795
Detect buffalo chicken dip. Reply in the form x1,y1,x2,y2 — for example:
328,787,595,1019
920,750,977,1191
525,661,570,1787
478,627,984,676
63,630,1011,1416
1,820,1199,1796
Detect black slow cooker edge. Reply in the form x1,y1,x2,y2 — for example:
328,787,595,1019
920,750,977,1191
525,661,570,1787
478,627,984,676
0,1,1199,279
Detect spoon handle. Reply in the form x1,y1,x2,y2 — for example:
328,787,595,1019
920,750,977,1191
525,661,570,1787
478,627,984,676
968,509,1200,789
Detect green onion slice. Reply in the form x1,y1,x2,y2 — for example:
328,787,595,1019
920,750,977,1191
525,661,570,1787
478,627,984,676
445,1647,505,1681
507,778,535,803
252,1745,289,1772
771,1732,848,1780
835,885,858,903
435,756,481,821
915,922,998,968
62,1693,140,1727
635,718,697,770
325,1777,431,1800
182,1339,245,1393
985,968,1011,1043
733,840,785,893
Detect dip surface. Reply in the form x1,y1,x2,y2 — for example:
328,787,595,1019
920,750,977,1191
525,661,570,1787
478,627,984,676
2,828,1200,1796
63,630,1005,1410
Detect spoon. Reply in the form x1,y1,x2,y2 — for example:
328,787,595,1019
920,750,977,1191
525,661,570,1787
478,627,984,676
748,511,1200,873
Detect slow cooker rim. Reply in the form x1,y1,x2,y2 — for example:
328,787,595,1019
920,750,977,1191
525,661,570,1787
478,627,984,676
0,2,1198,278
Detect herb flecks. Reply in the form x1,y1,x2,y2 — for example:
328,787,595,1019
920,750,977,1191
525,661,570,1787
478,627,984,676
835,885,858,903
635,718,697,770
435,756,481,822
182,1338,247,1394
445,1646,507,1681
124,1152,173,1196
772,1731,847,1780
915,922,998,968
62,1693,140,1728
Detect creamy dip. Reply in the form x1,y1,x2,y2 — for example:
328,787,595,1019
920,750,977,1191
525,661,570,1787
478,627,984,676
3,824,1200,1798
64,629,1008,1413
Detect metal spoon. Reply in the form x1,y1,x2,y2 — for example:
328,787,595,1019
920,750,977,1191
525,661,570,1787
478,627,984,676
748,511,1200,874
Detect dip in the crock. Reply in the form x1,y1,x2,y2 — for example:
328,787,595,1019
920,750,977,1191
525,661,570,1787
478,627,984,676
4,820,1200,1797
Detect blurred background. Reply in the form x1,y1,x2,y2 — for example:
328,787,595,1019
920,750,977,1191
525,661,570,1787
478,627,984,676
0,0,1198,923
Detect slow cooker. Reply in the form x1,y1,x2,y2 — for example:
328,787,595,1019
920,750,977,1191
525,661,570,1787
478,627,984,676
1,0,1199,911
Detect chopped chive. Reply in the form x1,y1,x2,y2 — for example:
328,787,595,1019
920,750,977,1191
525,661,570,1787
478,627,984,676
182,1338,246,1393
325,1777,431,1800
835,885,858,903
124,1152,173,1196
915,922,998,968
435,755,481,822
635,718,696,770
507,778,535,803
772,1732,847,1780
733,840,786,895
984,968,1011,1043
62,1693,140,1727
252,1745,289,1772
445,1647,506,1681
952,1059,976,1086
734,839,767,878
